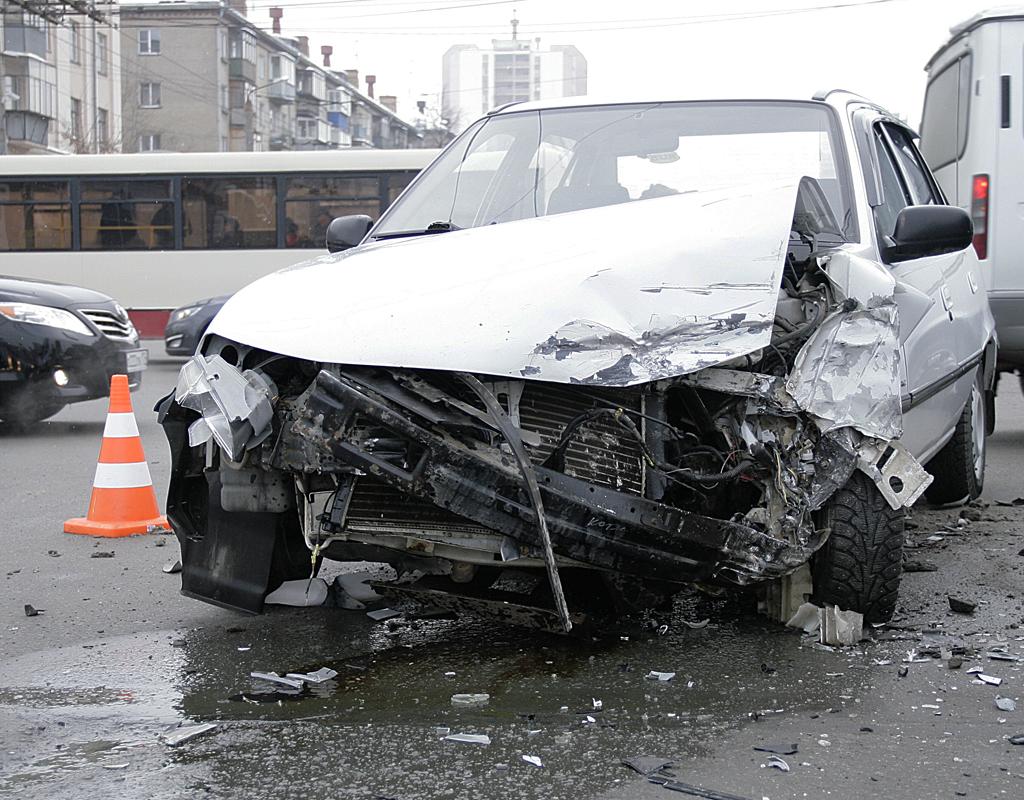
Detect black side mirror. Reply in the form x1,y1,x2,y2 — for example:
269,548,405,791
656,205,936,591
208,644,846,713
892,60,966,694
887,205,973,263
325,215,373,253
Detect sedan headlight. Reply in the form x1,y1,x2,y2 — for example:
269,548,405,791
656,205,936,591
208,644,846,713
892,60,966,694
171,305,201,323
0,303,94,337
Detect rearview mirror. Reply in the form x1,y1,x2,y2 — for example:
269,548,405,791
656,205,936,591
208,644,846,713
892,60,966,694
326,215,373,253
887,205,973,263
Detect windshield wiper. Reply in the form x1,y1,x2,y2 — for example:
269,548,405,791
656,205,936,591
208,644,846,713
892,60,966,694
372,221,462,241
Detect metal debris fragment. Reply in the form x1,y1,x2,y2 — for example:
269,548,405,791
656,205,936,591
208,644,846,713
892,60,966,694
648,776,755,800
284,667,338,684
646,671,676,682
978,674,1003,686
250,671,304,689
366,608,401,621
451,693,490,707
522,755,543,768
622,756,673,775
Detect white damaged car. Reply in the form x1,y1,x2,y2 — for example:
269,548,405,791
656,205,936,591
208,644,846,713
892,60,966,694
159,92,995,632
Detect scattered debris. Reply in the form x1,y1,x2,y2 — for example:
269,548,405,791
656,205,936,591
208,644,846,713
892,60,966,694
996,697,1016,712
434,726,450,736
994,498,1024,507
284,667,338,684
101,763,129,770
451,693,490,707
765,755,790,772
162,560,182,574
786,602,820,633
331,572,382,607
760,662,777,675
948,597,976,614
902,560,938,573
592,698,603,711
622,756,673,775
978,674,1003,687
46,550,60,557
160,723,218,746
522,755,543,768
753,743,798,756
648,776,754,799
444,733,491,745
680,618,710,629
250,671,304,689
988,651,1020,662
820,604,863,646
264,578,328,607
23,604,41,617
1009,735,1024,745
90,551,115,559
646,671,676,682
366,607,401,621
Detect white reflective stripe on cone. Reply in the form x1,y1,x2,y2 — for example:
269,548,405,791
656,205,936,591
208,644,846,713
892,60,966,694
93,461,154,489
103,412,140,439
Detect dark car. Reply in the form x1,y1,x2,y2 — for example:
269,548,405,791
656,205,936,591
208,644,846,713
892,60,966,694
164,295,230,356
0,276,147,424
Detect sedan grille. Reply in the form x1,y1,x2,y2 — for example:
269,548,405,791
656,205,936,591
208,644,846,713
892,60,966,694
79,308,134,339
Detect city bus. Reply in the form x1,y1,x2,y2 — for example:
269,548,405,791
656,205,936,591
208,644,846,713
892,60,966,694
0,149,438,336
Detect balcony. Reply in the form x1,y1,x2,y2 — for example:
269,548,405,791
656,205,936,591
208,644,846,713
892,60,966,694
229,58,256,83
7,73,56,119
266,80,295,103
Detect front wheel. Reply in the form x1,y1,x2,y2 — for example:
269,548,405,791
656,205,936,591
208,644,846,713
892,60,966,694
924,374,986,504
812,471,904,623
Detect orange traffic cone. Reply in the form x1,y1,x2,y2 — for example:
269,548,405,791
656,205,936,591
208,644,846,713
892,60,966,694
64,374,169,537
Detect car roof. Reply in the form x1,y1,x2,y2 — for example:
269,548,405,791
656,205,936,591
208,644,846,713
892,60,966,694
484,90,883,117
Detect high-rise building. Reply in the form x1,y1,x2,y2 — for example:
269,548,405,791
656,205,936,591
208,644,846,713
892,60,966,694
0,3,122,154
441,16,586,134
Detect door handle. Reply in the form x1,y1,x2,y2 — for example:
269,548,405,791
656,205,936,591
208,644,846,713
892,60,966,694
941,284,954,312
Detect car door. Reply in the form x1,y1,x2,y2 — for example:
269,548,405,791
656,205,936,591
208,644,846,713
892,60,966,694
870,120,982,458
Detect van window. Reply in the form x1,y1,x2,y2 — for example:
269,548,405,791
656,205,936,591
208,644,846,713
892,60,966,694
920,54,971,170
872,128,911,242
883,124,941,205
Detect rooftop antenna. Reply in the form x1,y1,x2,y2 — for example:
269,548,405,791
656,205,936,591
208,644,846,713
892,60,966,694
511,9,519,40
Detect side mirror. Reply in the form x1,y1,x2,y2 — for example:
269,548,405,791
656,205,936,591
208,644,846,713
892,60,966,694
887,205,973,263
325,215,373,253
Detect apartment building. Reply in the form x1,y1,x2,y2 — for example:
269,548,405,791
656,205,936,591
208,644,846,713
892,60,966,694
0,3,122,154
118,0,419,152
442,23,587,134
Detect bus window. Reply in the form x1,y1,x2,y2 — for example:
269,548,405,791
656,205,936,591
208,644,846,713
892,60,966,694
386,170,419,205
284,174,380,248
183,176,276,249
0,181,71,251
80,179,174,250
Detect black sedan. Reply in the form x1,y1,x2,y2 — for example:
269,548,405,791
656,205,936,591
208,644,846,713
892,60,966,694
0,276,147,424
164,295,230,356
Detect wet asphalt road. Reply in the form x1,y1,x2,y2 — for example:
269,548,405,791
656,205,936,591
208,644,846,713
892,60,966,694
2,349,1024,800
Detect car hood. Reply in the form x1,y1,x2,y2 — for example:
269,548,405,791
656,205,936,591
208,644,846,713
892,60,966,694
210,182,800,387
0,275,115,308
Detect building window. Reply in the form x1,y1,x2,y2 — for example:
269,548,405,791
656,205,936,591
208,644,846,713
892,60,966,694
229,30,256,63
96,32,108,75
138,28,161,55
97,108,108,146
140,81,161,108
139,133,161,152
70,97,82,141
69,21,81,63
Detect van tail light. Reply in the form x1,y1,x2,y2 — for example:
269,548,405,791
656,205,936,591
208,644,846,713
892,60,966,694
971,174,989,260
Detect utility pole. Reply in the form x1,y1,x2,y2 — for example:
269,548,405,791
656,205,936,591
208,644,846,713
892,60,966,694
91,9,99,153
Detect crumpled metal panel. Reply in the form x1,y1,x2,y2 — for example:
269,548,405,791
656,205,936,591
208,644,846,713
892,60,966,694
207,183,800,387
786,301,902,440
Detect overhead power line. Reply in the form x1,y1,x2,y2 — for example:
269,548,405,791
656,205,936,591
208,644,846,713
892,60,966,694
5,0,113,25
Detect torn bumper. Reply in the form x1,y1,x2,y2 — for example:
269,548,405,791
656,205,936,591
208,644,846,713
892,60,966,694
286,369,819,586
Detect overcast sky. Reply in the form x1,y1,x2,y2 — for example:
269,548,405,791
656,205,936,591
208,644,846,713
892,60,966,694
225,0,987,124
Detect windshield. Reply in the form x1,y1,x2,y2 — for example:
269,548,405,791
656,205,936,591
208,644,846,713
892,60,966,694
373,101,854,240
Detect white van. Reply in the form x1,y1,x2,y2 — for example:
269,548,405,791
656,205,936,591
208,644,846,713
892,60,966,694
922,8,1024,375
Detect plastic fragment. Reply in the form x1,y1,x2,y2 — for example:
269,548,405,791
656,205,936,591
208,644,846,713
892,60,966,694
646,671,676,682
766,755,790,772
948,596,976,614
451,693,490,707
988,651,1020,662
819,604,863,646
160,723,218,746
979,674,1003,686
681,618,710,629
284,667,338,684
622,756,673,775
593,698,603,710
753,743,798,756
162,560,183,574
444,732,491,745
366,607,401,621
101,763,129,770
23,604,41,617
264,578,328,607
250,671,304,689
785,602,821,633
522,755,543,767
996,697,1016,712
1008,735,1024,745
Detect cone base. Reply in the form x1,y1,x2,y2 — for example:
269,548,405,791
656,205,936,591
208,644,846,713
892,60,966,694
64,515,170,538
